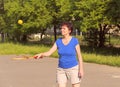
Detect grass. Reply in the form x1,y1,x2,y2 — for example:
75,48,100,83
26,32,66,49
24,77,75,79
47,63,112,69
110,35,120,45
80,45,120,67
0,42,50,55
83,53,120,67
0,42,120,67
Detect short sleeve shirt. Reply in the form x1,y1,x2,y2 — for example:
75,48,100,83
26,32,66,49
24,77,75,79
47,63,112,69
56,37,79,69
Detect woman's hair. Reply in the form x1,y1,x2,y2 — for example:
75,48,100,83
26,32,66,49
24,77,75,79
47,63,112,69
60,22,73,34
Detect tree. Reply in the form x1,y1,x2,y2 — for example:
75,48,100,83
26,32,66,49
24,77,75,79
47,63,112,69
0,0,4,14
105,0,120,24
2,0,80,42
21,0,52,41
46,0,75,41
3,0,52,42
0,16,5,42
74,0,110,47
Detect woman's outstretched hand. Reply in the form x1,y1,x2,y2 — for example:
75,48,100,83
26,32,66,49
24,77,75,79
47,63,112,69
34,53,43,59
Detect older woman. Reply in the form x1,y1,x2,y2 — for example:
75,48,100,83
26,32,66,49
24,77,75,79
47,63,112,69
34,22,84,87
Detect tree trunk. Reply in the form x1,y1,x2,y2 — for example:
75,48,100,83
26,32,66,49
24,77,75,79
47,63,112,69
53,25,57,42
40,28,46,41
1,32,4,42
99,24,107,47
21,34,27,42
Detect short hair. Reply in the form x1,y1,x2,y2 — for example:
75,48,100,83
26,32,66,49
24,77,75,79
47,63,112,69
60,22,73,34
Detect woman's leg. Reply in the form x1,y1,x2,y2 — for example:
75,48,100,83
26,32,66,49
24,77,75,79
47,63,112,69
58,83,67,87
72,83,80,87
57,67,67,87
69,65,81,87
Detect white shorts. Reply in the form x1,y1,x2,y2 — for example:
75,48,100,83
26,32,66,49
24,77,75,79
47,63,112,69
56,65,81,84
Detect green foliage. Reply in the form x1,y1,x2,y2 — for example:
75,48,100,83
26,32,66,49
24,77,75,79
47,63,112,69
46,0,75,41
74,0,110,32
3,0,52,41
55,0,73,20
85,29,99,47
1,0,77,42
0,16,5,32
0,0,120,44
46,0,75,24
22,0,52,29
105,0,120,24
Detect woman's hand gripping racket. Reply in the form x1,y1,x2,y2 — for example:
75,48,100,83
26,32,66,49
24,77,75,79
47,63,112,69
33,53,43,59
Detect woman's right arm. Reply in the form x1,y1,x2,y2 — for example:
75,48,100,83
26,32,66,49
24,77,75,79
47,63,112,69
34,43,57,58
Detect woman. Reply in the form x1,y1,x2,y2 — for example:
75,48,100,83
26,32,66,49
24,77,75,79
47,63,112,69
34,22,84,87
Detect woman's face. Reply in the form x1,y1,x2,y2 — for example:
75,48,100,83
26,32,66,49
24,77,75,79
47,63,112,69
61,25,71,36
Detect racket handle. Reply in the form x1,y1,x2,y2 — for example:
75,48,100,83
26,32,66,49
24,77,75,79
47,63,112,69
34,56,38,59
34,56,43,59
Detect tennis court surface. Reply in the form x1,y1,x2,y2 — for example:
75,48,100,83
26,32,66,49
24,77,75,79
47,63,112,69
0,55,120,87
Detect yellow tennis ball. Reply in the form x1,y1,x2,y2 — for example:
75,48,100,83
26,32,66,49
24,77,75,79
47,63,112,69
18,19,23,24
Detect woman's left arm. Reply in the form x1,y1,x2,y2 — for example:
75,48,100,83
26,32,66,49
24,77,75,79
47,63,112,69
76,44,84,78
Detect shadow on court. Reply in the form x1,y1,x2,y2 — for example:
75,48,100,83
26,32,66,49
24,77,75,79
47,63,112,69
0,55,120,87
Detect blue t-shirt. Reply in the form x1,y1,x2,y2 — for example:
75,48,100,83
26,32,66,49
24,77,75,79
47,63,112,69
56,37,79,69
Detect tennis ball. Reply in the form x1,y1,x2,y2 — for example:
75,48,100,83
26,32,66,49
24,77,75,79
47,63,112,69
18,19,23,24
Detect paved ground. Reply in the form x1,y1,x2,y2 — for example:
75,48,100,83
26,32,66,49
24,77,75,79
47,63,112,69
0,55,120,87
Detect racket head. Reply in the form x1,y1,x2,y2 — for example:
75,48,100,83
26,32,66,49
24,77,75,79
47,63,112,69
11,55,34,60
